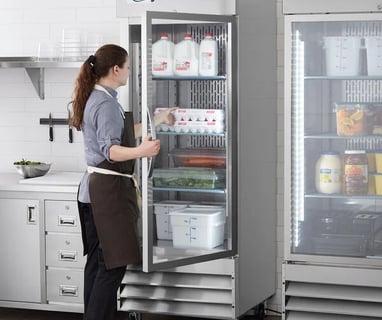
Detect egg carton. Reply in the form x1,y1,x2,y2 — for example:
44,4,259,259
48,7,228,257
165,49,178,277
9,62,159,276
155,107,224,122
157,120,224,134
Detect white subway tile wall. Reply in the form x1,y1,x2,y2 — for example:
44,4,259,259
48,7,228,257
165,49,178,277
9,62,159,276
0,0,285,314
0,0,120,172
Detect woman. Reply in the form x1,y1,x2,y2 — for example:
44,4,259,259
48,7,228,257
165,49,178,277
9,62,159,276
70,44,175,320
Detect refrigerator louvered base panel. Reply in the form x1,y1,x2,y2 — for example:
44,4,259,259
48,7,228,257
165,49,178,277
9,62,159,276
119,270,234,319
286,311,381,320
284,264,382,319
120,300,233,319
120,285,232,304
286,296,382,317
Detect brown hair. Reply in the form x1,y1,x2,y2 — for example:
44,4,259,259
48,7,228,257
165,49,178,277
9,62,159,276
69,44,128,130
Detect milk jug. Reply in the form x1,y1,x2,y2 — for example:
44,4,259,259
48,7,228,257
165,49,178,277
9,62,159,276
199,33,218,76
152,33,174,76
174,34,199,76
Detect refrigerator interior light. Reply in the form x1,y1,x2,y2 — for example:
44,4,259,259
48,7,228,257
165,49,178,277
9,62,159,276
291,28,305,247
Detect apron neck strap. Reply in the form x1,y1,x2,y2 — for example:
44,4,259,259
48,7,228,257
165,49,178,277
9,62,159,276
94,84,125,119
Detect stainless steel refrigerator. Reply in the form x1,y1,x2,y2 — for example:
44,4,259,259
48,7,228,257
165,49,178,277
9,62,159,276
116,0,277,319
283,0,382,319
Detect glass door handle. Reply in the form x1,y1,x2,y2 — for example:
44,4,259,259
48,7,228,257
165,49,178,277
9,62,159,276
147,109,156,178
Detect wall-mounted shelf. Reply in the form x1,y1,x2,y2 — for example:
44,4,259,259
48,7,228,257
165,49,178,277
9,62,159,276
0,57,82,100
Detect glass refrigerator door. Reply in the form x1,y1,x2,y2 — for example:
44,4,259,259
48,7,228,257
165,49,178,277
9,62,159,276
129,11,237,272
286,14,382,263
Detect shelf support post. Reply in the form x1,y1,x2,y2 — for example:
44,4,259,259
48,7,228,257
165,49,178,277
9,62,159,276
25,67,45,100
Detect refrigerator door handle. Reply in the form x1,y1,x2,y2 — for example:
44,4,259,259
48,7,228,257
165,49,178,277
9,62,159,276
147,108,156,178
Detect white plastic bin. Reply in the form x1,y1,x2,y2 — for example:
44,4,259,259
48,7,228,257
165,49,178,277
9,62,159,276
153,201,192,240
324,36,361,76
365,36,382,76
169,207,226,249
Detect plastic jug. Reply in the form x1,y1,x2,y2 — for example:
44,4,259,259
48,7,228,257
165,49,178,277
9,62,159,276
152,33,174,76
174,34,199,76
199,33,218,76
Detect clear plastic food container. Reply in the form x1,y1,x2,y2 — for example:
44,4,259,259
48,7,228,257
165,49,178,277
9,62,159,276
169,148,226,168
335,103,366,136
153,168,226,189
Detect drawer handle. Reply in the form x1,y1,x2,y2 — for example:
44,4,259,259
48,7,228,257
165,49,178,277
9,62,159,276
58,215,76,226
59,250,77,261
27,205,37,224
59,285,78,297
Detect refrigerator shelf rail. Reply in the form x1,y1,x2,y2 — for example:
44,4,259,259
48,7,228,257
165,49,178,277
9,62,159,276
152,187,226,194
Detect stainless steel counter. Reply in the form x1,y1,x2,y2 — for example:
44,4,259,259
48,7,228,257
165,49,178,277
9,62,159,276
0,171,83,193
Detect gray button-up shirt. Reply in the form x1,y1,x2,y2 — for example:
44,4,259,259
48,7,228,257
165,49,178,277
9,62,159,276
78,85,124,203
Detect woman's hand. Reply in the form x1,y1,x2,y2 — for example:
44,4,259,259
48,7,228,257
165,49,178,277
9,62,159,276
154,107,177,126
138,134,160,158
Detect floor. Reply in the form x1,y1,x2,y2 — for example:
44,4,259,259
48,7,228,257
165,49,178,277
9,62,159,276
0,308,281,320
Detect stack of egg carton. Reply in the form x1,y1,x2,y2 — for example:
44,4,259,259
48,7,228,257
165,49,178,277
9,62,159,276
155,108,225,134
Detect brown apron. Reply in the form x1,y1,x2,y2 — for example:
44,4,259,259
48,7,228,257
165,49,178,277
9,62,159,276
79,111,141,270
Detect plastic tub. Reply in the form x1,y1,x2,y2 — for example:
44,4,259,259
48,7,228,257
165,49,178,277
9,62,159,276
153,168,225,189
153,200,193,240
324,36,361,76
365,37,382,76
169,207,226,249
170,148,226,168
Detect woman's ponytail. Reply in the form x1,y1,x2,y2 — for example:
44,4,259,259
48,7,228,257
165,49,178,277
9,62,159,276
69,57,98,130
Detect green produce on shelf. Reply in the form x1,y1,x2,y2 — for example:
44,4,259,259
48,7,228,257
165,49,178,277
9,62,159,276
153,168,226,189
153,177,225,189
13,159,42,165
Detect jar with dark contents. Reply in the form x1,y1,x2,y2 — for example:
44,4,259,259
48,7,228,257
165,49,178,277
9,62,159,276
343,150,368,195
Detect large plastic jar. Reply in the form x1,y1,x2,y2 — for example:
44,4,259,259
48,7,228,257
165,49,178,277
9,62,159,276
174,34,199,76
152,33,174,76
343,150,368,195
199,33,218,76
315,151,342,194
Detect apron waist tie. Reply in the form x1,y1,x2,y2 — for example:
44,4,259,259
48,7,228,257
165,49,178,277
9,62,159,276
87,166,142,208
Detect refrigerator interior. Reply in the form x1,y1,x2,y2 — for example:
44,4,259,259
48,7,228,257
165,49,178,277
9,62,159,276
128,16,236,269
290,19,382,260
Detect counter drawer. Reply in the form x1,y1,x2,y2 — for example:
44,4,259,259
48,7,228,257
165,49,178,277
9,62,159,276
47,268,84,305
45,200,81,233
46,233,85,268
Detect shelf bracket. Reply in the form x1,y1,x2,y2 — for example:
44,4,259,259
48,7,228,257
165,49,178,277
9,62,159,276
25,67,45,100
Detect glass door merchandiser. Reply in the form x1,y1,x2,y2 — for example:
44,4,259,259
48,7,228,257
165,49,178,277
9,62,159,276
284,1,382,319
130,10,237,273
116,1,277,319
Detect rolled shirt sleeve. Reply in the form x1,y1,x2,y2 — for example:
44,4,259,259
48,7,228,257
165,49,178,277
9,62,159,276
92,101,124,161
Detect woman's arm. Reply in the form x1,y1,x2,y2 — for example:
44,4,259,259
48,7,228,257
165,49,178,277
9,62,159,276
109,135,160,161
134,123,142,139
133,107,177,139
134,107,177,139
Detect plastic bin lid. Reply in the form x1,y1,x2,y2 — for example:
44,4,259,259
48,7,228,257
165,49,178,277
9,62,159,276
169,207,224,216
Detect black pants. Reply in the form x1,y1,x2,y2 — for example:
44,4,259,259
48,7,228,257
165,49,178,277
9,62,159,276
80,202,126,320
